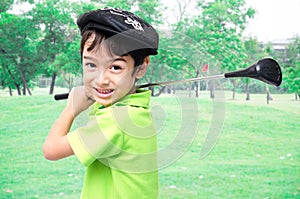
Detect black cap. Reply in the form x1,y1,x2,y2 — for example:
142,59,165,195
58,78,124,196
77,8,159,55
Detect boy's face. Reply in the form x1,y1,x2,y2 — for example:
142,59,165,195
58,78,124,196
82,36,148,107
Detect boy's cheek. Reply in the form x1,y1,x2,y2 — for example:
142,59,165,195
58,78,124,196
117,72,135,85
83,80,93,97
83,71,94,81
85,87,94,99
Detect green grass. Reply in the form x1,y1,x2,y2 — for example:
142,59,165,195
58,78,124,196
0,92,299,198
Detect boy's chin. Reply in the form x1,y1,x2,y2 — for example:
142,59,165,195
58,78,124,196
94,98,112,107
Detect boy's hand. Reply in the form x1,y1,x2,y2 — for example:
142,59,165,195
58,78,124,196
67,86,95,117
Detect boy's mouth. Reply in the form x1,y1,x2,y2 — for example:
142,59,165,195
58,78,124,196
94,88,114,98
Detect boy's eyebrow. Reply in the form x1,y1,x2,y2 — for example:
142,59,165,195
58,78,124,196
83,55,128,63
83,56,97,62
113,57,128,62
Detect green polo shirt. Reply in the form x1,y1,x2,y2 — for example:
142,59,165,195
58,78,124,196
67,90,158,199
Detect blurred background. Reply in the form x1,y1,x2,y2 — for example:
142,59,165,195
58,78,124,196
1,0,299,100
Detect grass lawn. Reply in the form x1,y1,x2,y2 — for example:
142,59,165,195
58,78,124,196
0,90,299,198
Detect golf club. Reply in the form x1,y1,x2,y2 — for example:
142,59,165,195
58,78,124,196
54,58,282,100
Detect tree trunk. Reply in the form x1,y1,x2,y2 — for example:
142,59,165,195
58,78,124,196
195,82,199,98
68,75,73,92
9,87,13,96
15,84,21,96
22,85,26,95
4,65,21,96
295,93,298,100
245,82,250,100
209,80,215,99
19,69,32,96
231,80,236,100
63,73,73,92
26,85,32,95
189,85,192,97
266,87,273,104
49,72,57,95
195,70,200,98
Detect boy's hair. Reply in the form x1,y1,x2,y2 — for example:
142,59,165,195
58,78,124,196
77,8,159,67
80,29,149,67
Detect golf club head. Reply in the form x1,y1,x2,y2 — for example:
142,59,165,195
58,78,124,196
224,58,282,87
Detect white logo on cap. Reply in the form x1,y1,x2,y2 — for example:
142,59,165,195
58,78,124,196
108,8,144,31
124,17,144,31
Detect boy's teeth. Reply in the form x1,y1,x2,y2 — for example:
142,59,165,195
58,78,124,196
97,89,112,94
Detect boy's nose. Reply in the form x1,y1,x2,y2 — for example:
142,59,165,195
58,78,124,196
96,70,110,86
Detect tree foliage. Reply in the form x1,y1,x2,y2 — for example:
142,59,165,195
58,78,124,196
242,37,264,99
1,0,297,98
0,0,14,12
284,36,300,98
0,11,39,95
29,0,78,94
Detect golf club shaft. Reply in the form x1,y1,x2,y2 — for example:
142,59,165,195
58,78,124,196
137,74,225,88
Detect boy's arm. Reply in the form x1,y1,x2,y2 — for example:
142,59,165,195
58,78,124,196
43,106,74,160
43,86,94,161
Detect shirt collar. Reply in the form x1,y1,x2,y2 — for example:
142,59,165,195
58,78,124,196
115,89,151,109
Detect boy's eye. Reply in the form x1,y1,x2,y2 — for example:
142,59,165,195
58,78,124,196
86,63,96,68
111,65,122,71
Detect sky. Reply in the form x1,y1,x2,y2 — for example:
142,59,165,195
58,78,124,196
243,0,300,42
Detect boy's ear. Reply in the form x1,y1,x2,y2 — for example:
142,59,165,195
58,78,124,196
135,56,150,79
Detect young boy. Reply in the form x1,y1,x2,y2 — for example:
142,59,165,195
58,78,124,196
43,8,159,198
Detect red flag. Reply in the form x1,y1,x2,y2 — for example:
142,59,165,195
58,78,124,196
202,63,209,72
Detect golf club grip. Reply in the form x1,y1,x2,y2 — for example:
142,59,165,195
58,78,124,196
54,93,69,101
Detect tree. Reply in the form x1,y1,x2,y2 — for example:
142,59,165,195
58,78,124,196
173,25,213,98
191,0,255,99
0,0,14,12
51,36,81,91
284,36,300,99
30,0,77,94
149,1,214,98
243,37,264,100
0,12,38,95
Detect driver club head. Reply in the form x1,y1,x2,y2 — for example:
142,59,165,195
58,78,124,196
254,58,282,87
225,58,282,87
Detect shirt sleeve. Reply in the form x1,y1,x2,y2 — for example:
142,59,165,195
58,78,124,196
67,113,124,167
